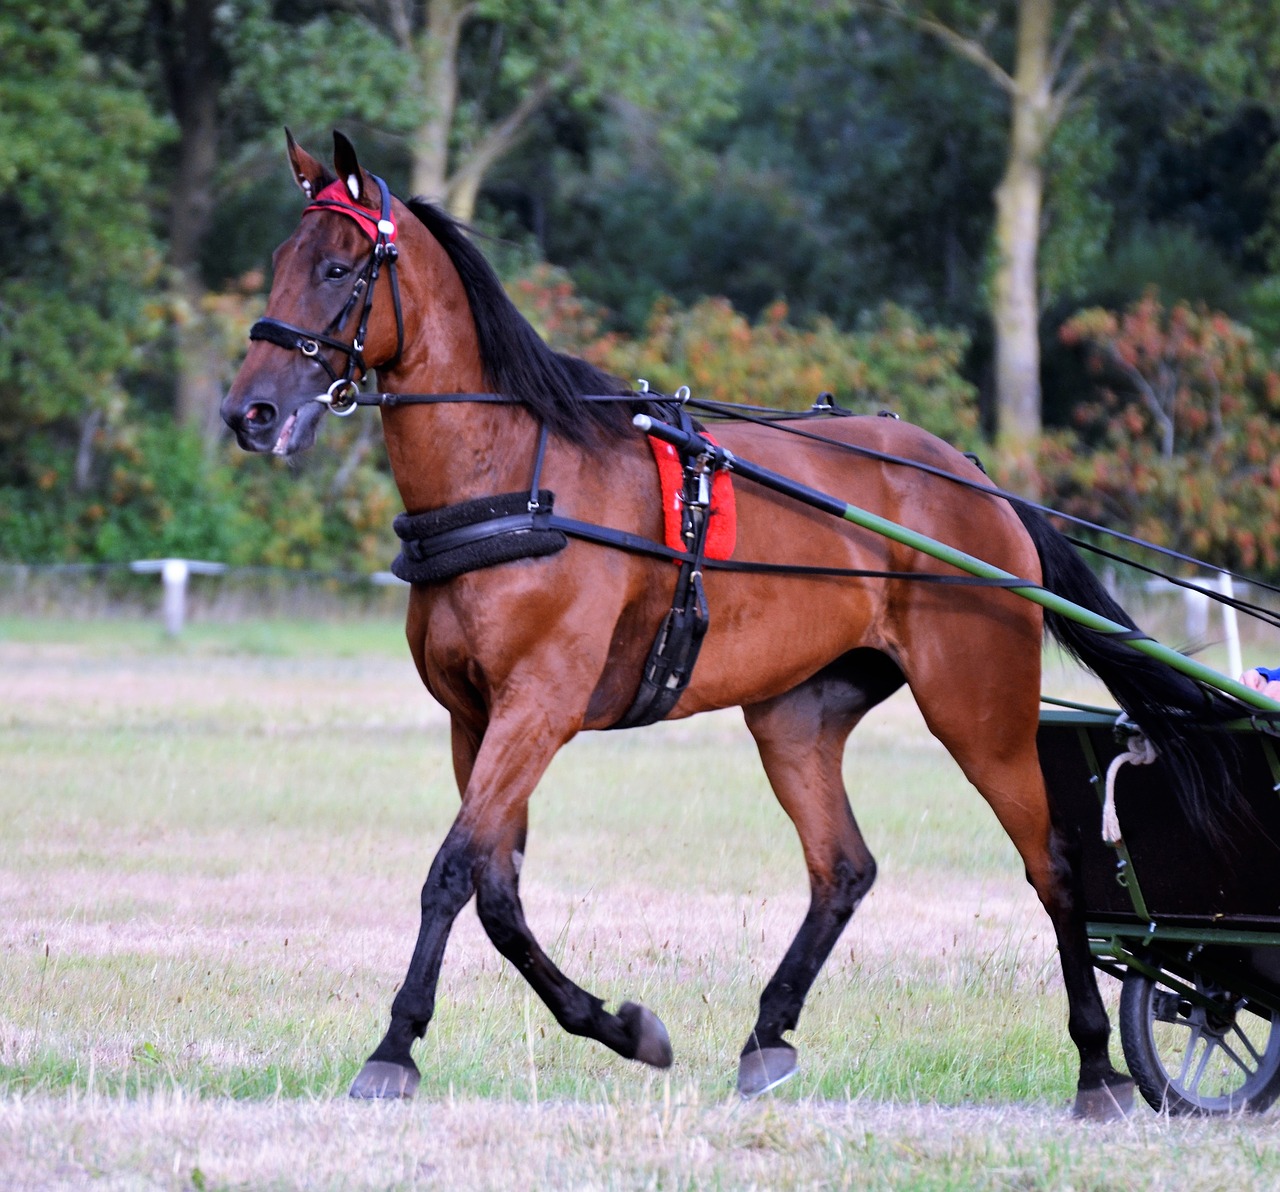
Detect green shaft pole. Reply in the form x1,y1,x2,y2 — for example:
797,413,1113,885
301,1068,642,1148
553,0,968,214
634,414,1280,713
832,499,1280,712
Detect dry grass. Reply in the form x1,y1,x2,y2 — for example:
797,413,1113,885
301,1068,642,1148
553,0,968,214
0,615,1274,1188
7,1090,1280,1191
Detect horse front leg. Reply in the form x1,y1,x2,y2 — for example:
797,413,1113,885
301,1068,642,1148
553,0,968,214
349,703,670,1100
472,807,673,1067
348,817,478,1098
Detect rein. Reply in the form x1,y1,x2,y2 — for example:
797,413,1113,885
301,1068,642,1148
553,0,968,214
308,382,1280,620
255,178,1274,625
317,381,1280,614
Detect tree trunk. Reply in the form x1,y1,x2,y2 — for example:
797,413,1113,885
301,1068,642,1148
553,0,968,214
991,0,1054,479
160,0,224,436
409,1,554,221
410,0,469,201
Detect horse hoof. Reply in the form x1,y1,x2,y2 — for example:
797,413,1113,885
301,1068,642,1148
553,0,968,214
349,1060,420,1100
1072,1076,1134,1122
737,1045,798,1098
619,1001,673,1068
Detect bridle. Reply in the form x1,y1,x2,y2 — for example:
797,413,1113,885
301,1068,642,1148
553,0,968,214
248,173,405,415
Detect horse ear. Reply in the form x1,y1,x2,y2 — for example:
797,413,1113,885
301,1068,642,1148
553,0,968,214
285,128,327,200
332,130,370,207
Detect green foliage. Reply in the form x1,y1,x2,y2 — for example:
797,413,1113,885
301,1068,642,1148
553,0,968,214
467,0,749,135
1040,99,1117,304
225,6,420,142
1083,224,1247,315
0,5,167,436
0,425,235,564
0,420,400,573
1240,276,1280,353
215,426,400,573
546,11,1007,331
1044,293,1280,575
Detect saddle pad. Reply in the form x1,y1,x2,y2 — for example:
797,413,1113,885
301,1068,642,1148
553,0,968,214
646,434,737,560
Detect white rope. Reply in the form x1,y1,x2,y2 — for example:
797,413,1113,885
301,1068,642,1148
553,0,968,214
1101,730,1158,845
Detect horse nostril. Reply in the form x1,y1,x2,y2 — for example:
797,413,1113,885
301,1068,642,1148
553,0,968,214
244,401,278,427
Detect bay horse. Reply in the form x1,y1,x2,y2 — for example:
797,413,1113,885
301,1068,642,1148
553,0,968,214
222,131,1231,1118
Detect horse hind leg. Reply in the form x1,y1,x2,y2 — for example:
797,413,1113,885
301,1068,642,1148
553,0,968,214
737,650,900,1096
909,659,1134,1120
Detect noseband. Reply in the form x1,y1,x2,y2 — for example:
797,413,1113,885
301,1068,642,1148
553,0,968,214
248,173,405,413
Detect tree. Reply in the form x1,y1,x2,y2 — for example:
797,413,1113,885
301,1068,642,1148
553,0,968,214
868,0,1114,475
545,13,1008,335
342,0,748,220
872,1,1277,477
1045,293,1280,574
0,4,165,517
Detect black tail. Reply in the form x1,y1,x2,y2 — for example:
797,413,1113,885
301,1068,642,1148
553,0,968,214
1014,503,1241,839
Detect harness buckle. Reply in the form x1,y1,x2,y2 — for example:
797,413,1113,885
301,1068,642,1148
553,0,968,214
300,339,320,357
318,378,361,416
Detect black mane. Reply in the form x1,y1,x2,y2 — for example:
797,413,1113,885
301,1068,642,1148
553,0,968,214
405,198,635,443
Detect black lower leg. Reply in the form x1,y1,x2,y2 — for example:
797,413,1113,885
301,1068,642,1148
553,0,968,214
474,861,667,1063
365,826,477,1070
745,856,874,1055
1042,831,1126,1094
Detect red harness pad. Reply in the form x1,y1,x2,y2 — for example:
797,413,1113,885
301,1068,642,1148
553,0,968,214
646,434,737,560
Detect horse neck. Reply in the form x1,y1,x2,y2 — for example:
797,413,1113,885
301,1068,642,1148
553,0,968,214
374,227,542,514
378,399,544,515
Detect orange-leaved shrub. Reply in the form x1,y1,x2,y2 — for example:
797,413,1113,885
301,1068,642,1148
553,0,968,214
1043,292,1280,574
508,265,979,448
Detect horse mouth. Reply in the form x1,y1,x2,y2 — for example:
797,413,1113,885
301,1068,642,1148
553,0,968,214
269,401,323,456
271,411,299,455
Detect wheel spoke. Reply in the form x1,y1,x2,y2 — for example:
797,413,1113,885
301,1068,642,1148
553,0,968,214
1213,1035,1252,1079
1176,1024,1204,1090
1228,1018,1266,1069
1186,1035,1215,1096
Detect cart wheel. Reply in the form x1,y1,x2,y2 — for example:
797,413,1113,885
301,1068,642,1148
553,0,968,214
1119,969,1280,1114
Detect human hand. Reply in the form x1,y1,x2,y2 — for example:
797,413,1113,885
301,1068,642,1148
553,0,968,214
1241,669,1280,700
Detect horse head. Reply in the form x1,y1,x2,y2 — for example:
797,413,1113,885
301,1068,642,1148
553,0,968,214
221,131,407,455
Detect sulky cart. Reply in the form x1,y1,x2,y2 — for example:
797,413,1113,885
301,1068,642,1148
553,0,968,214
1040,703,1280,1114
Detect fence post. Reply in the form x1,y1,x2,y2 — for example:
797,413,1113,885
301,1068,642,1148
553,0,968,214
1219,572,1241,681
130,558,228,636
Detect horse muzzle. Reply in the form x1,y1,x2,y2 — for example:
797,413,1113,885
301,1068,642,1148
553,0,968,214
222,393,323,456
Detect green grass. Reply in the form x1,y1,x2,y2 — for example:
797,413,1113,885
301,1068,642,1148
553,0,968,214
0,612,408,658
1,615,1275,1188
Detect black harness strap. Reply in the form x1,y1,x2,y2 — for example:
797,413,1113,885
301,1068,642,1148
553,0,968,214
609,404,714,729
391,424,565,585
392,500,1033,586
391,491,568,584
388,404,1029,730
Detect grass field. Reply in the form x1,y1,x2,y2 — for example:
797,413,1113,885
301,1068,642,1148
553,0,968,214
2,611,1278,1189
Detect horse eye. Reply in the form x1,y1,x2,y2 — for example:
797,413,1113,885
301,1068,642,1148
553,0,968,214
324,263,351,281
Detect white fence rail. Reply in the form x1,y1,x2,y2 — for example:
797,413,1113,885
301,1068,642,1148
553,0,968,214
1,559,408,634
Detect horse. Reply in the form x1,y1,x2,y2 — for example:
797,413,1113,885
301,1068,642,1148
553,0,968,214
222,131,1231,1118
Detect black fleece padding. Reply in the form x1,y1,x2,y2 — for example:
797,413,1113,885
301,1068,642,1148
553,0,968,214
391,490,567,585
